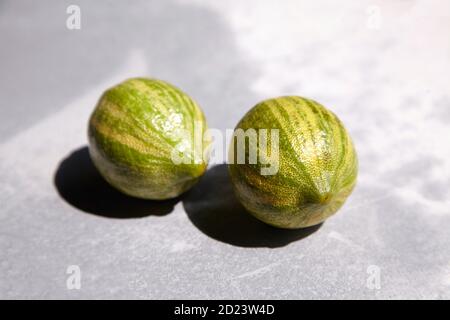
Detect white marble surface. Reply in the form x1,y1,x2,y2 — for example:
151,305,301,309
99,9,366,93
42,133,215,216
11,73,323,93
1,0,449,299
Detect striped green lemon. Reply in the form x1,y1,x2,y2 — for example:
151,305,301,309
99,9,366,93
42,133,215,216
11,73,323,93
88,78,210,200
228,96,358,229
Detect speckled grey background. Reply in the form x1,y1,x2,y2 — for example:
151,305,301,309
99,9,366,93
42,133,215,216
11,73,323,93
1,0,449,299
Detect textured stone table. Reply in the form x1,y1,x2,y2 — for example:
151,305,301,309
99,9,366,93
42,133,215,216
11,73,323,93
1,0,449,299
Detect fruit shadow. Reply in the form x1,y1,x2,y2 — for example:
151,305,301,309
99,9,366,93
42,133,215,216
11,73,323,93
183,164,322,248
54,146,180,218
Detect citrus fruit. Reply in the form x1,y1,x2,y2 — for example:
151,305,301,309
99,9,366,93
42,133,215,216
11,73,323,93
88,78,209,200
228,96,358,229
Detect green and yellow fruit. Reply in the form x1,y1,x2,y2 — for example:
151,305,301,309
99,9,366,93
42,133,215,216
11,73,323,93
88,78,209,200
228,96,358,229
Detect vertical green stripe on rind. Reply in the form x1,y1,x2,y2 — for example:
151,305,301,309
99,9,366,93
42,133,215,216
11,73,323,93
268,98,322,196
139,78,209,143
300,98,352,192
101,85,176,146
328,111,351,190
91,97,170,156
143,79,195,137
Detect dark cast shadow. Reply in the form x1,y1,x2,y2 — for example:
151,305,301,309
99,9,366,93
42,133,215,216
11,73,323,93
54,146,180,218
183,164,322,248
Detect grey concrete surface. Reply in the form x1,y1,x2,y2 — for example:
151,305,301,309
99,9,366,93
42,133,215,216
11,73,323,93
1,0,449,299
